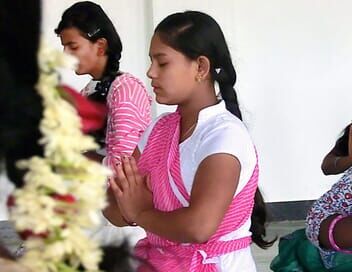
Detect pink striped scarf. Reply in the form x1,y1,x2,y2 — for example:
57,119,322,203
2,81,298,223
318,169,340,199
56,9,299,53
136,111,258,272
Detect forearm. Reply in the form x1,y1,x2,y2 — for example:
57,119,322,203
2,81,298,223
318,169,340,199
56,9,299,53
322,155,352,175
136,207,213,243
319,214,352,250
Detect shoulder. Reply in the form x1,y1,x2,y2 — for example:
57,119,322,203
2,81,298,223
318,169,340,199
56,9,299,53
108,73,151,104
111,72,147,91
200,111,252,144
195,111,256,167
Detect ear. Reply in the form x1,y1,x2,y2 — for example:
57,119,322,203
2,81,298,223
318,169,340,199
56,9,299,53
196,56,211,80
96,38,108,56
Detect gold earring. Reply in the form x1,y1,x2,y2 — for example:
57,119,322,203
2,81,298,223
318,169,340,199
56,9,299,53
196,75,202,83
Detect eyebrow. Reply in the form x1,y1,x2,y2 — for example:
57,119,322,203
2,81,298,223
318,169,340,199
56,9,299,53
62,41,77,46
149,53,167,59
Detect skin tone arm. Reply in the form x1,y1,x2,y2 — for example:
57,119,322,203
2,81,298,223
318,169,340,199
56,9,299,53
321,126,352,175
109,153,241,244
102,149,141,226
319,214,352,250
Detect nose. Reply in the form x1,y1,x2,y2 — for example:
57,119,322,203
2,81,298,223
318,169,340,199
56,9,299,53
63,46,70,54
63,46,74,56
146,63,156,79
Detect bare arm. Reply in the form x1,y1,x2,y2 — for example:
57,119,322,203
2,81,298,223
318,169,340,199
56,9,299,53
113,153,241,243
318,214,352,251
322,126,352,175
321,148,352,175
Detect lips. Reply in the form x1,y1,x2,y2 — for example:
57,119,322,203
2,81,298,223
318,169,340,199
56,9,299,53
151,83,161,93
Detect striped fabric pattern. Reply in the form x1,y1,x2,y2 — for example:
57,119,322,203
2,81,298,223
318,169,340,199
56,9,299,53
136,111,258,272
105,73,152,167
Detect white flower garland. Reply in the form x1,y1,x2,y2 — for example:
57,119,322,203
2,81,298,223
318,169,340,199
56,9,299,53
9,41,110,272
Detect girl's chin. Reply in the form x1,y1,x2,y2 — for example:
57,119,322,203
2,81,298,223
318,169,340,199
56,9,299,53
74,67,87,75
155,97,169,105
155,96,165,104
155,97,174,106
75,70,84,75
155,93,176,105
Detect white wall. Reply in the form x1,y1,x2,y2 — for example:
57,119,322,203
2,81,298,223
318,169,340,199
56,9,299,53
228,0,352,201
42,0,352,202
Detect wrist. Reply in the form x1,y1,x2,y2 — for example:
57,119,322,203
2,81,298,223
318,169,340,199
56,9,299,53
121,208,153,227
121,215,137,227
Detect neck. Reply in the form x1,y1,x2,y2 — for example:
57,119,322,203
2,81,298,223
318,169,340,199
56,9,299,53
180,86,217,120
178,84,218,141
90,56,108,80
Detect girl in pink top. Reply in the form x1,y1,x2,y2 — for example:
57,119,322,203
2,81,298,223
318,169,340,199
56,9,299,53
104,11,274,271
55,1,151,168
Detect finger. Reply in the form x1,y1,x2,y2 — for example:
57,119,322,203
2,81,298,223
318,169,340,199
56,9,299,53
111,157,121,174
106,186,117,205
122,156,136,182
109,174,123,198
107,177,112,188
114,163,129,191
112,158,123,174
130,156,143,185
110,185,129,220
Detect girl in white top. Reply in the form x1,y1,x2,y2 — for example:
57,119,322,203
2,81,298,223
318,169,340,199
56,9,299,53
103,11,274,271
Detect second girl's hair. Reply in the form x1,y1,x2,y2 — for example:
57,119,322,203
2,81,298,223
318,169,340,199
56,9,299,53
55,1,122,102
155,11,275,249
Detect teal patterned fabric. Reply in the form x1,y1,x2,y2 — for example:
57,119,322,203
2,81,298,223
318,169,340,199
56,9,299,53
270,228,352,272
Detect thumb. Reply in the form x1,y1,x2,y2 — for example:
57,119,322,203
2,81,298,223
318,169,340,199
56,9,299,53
145,175,152,192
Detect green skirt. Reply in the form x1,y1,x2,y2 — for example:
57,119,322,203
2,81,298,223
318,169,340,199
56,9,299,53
270,228,352,272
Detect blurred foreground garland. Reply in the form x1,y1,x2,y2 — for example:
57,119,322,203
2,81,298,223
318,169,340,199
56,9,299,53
8,41,110,272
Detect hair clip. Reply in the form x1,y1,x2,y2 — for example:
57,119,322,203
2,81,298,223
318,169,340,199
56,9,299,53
215,68,221,74
87,28,101,38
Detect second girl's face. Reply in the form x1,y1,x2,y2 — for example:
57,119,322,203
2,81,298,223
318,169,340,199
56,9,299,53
147,33,199,105
59,27,101,76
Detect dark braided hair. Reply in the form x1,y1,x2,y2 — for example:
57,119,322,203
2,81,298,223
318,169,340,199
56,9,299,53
55,1,123,103
155,11,275,249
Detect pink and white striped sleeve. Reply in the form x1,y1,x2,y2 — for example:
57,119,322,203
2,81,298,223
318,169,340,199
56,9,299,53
105,74,151,168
